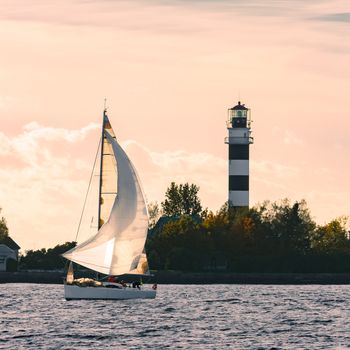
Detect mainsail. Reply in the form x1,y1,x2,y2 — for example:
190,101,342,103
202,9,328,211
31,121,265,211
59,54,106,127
63,112,150,276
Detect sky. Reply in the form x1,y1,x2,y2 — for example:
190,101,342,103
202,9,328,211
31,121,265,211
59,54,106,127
0,0,349,251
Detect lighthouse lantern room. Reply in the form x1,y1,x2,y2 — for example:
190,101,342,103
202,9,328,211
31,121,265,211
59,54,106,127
224,101,254,207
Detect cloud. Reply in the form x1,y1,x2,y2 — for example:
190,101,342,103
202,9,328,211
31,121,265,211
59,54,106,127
124,141,349,231
123,140,227,209
0,0,331,32
283,131,304,146
304,189,350,224
0,122,100,250
315,12,350,23
252,160,300,178
123,140,303,214
23,121,99,141
0,121,99,165
272,127,304,147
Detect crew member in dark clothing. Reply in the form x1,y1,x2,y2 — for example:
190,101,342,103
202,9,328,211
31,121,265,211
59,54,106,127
132,281,141,290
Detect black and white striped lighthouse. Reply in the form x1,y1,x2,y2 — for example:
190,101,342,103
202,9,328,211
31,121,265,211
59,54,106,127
224,101,254,207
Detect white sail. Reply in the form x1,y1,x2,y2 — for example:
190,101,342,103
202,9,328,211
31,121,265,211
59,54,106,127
63,115,149,275
129,252,150,275
66,262,74,284
99,116,118,227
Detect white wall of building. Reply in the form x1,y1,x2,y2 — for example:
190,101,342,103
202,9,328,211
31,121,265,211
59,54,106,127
0,244,17,272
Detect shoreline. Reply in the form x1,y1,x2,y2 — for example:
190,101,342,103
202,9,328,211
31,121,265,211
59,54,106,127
1,271,350,284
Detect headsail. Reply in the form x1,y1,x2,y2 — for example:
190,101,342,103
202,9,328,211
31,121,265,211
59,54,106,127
129,252,150,275
63,113,149,276
66,262,74,284
99,112,118,228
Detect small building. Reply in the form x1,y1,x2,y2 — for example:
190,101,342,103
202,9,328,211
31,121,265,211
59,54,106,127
0,236,20,272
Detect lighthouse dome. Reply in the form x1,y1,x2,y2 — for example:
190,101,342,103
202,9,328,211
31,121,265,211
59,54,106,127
231,101,248,111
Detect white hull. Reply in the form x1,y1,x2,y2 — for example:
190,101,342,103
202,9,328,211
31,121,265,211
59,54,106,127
64,284,156,300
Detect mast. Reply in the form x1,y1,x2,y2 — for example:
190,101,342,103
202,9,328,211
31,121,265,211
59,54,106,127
97,107,107,229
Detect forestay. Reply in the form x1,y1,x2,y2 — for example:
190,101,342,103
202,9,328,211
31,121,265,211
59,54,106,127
63,115,149,276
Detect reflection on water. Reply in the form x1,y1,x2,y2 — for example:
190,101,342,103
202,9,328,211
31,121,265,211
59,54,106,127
0,284,350,349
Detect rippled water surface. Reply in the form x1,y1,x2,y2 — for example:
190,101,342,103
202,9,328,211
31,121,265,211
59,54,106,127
1,284,350,349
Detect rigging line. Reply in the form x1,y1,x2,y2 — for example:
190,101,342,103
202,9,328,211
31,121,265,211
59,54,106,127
74,136,102,243
68,257,147,271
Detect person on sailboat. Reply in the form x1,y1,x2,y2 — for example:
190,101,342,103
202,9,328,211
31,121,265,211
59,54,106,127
132,281,141,290
107,275,117,283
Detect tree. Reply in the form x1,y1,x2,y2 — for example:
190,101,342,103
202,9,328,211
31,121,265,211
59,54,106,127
152,215,207,270
0,208,9,241
251,199,315,255
148,201,162,228
19,241,77,270
161,182,202,216
145,195,350,273
311,216,350,254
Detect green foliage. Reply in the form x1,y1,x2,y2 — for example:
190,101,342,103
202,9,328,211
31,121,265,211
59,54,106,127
250,199,315,255
161,182,202,216
149,215,210,271
148,201,162,229
19,241,76,270
147,195,350,272
0,208,9,241
311,216,350,254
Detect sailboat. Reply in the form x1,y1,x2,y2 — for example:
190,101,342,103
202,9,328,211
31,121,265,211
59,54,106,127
62,109,157,300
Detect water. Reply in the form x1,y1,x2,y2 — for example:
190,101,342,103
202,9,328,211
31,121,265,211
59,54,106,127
0,284,349,349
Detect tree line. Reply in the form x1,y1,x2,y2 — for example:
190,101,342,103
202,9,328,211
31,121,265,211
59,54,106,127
19,241,76,270
146,183,350,272
3,182,350,272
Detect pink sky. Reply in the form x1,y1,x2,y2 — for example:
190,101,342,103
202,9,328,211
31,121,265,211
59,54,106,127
0,0,349,250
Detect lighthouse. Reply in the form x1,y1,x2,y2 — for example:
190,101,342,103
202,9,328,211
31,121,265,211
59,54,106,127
224,101,253,207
